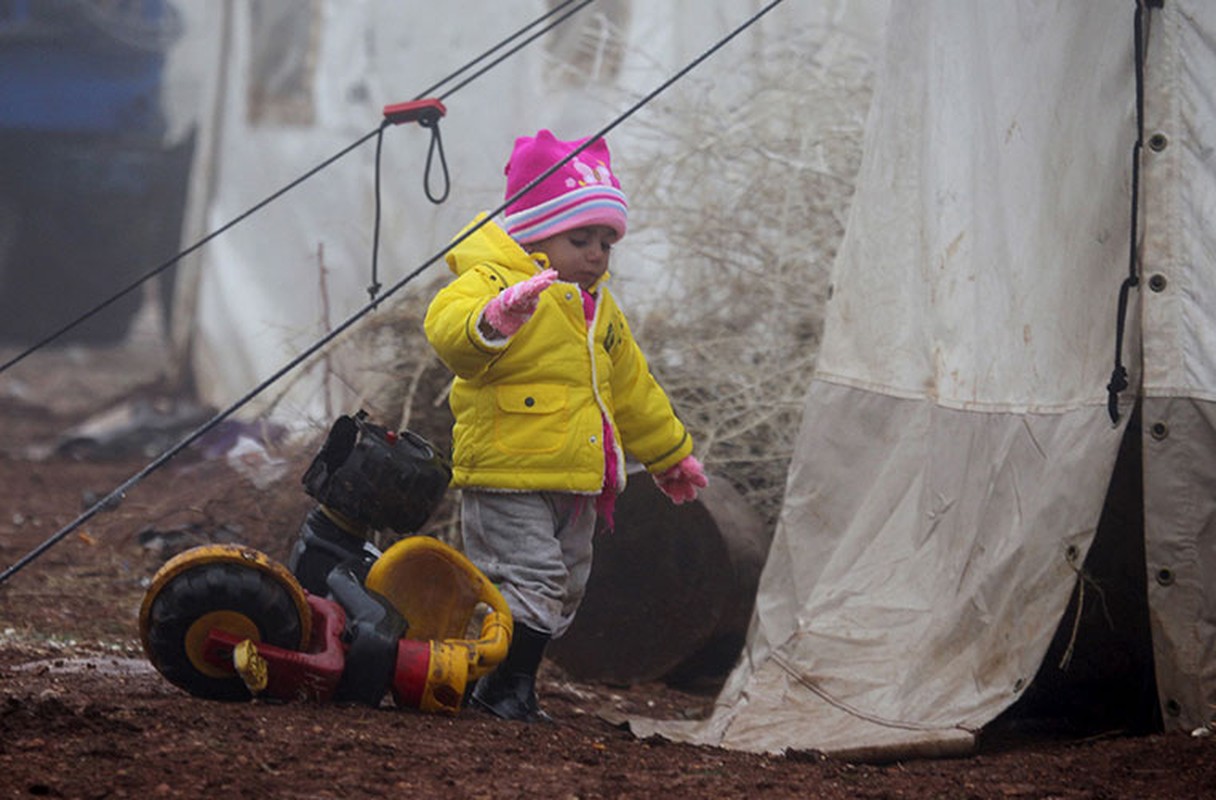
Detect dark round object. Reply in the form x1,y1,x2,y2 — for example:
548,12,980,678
547,470,770,685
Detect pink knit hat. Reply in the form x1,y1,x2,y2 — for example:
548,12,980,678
502,130,628,244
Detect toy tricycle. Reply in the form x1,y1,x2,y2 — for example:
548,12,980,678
138,411,512,714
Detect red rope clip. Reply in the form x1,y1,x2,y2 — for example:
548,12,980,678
382,98,446,126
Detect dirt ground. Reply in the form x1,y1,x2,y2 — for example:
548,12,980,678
2,340,1216,799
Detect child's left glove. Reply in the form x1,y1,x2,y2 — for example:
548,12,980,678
653,455,708,505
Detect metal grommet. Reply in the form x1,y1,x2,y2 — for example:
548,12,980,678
1148,132,1168,152
1166,698,1182,717
1150,422,1169,440
1148,273,1168,292
1156,567,1175,586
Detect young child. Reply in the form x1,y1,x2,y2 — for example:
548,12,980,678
424,129,707,722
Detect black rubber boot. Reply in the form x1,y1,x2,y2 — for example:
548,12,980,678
470,623,553,723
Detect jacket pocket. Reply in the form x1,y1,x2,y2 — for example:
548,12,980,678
493,384,569,454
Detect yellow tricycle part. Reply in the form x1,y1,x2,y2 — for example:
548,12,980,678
232,639,269,694
184,610,260,679
366,536,514,683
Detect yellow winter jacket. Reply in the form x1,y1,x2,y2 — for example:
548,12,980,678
423,214,693,493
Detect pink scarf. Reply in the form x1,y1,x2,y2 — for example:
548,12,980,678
584,289,618,529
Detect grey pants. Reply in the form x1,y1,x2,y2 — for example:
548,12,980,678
460,490,596,637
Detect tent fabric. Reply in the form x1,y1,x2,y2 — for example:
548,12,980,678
165,0,885,427
1140,0,1216,732
635,1,1216,757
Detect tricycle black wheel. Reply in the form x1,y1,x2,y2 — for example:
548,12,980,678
139,545,310,701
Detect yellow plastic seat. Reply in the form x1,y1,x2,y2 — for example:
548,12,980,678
366,536,513,714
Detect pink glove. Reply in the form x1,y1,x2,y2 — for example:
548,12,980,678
482,269,558,337
654,455,708,505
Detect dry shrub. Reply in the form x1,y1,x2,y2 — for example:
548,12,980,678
352,22,875,536
619,24,874,530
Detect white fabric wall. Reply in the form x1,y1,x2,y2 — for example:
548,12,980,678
162,0,884,428
159,0,1216,757
1139,0,1216,733
634,0,1174,758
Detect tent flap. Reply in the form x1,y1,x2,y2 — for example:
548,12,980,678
637,0,1216,757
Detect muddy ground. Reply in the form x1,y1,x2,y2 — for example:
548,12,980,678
1,338,1215,799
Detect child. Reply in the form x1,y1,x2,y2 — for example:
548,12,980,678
423,129,707,722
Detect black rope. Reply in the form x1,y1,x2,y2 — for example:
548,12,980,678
370,106,451,299
362,1,593,300
0,0,594,375
421,116,451,205
483,0,791,238
0,0,789,586
417,0,591,101
1106,0,1158,424
433,0,596,102
369,114,450,300
369,123,389,301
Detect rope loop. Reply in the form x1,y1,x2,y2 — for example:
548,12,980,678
420,116,451,205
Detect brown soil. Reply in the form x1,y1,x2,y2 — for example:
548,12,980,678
2,349,1215,799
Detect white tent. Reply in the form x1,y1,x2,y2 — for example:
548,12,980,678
633,0,1216,759
155,0,1216,760
161,0,882,428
